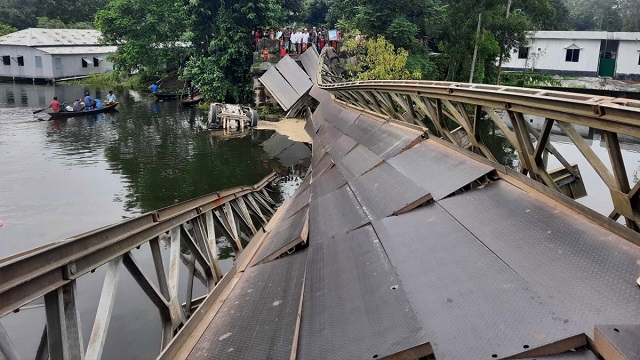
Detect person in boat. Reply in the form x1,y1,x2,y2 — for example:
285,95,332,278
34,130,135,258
94,98,104,110
186,79,194,99
84,92,94,111
72,99,83,112
105,91,116,104
49,96,63,113
149,83,160,94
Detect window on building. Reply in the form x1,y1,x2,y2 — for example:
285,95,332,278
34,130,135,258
17,56,24,66
93,57,99,67
54,57,63,69
518,47,529,59
565,48,580,62
2,55,9,65
35,56,42,68
638,53,640,65
82,58,89,68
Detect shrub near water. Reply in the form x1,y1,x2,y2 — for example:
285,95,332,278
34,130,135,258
342,35,422,81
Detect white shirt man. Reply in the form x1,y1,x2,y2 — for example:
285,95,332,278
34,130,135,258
302,29,309,44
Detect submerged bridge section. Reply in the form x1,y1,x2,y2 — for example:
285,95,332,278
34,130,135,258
159,51,640,359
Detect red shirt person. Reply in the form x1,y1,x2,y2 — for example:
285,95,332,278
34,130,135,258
49,97,62,113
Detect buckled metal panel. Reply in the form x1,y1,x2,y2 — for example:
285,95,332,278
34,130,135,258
349,163,432,221
387,140,495,200
327,133,358,162
310,166,346,201
259,66,297,110
297,173,312,194
311,104,326,133
297,225,429,360
521,348,599,360
316,122,344,149
360,123,422,160
326,107,359,132
308,184,368,242
372,205,585,360
299,47,319,83
276,56,313,96
439,181,640,336
336,144,383,180
281,186,311,221
305,116,316,137
343,114,384,145
187,250,308,360
312,152,334,179
251,207,308,266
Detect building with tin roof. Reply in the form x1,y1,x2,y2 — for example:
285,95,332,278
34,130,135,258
0,28,117,82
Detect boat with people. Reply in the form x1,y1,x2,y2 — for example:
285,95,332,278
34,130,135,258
47,102,119,119
180,94,204,107
207,103,259,131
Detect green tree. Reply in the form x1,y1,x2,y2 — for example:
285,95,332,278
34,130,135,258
95,0,187,75
36,17,94,29
0,23,16,36
343,35,421,81
183,0,287,103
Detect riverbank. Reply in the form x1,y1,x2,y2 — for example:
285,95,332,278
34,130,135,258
256,118,312,143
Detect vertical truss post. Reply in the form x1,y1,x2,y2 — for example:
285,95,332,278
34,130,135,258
604,131,639,231
44,280,84,360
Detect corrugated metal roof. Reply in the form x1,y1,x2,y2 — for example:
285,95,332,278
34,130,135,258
36,46,117,55
0,28,103,47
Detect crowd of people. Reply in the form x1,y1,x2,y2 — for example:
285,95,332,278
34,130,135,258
48,90,117,113
254,27,340,56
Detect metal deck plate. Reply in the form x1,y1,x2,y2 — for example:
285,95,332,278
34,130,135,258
312,152,334,179
326,107,359,132
440,181,640,335
387,140,494,200
311,105,325,133
299,47,319,82
360,123,422,160
259,67,297,110
315,122,343,151
276,56,313,96
310,165,346,201
296,173,312,194
336,144,383,180
308,184,368,241
187,250,308,360
327,133,358,162
281,186,311,221
343,114,384,145
297,226,429,360
251,207,308,265
372,205,585,360
521,348,599,360
349,163,432,221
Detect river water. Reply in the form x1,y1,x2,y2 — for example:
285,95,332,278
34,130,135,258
0,82,311,359
1,82,640,359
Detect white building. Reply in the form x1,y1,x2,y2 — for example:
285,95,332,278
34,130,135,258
503,31,640,80
0,28,117,82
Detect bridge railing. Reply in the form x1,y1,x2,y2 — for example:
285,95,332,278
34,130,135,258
317,50,640,234
0,173,278,360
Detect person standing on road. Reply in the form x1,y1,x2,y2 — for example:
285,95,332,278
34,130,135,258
308,27,316,52
302,28,309,53
283,28,292,53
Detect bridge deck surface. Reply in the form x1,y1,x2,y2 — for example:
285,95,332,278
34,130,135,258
180,93,640,360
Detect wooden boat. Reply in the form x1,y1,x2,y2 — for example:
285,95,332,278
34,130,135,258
180,94,204,107
48,102,119,119
153,92,180,101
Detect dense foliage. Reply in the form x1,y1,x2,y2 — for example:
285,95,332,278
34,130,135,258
342,36,422,81
0,23,16,36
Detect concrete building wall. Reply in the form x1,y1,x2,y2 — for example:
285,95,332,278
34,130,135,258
616,41,640,80
503,38,601,77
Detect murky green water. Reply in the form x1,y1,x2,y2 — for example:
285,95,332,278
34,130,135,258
0,82,310,359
